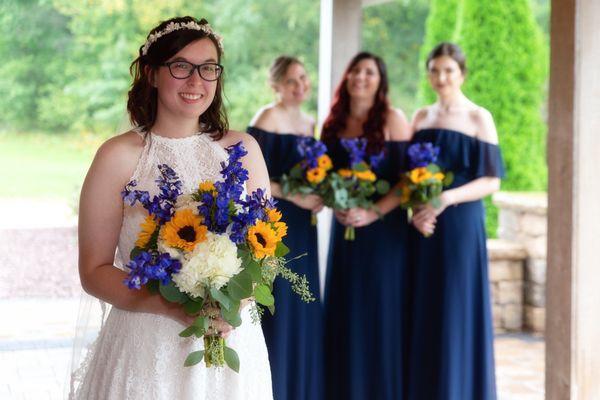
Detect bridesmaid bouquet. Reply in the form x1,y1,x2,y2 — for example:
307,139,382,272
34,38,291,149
397,142,453,219
121,142,314,372
320,138,389,240
280,137,333,225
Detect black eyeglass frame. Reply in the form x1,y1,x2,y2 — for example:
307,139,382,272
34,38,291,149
160,61,224,81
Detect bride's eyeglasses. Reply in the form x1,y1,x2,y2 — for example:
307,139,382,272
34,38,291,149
161,61,223,81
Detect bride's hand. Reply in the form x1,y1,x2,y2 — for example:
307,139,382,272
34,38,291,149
203,305,234,339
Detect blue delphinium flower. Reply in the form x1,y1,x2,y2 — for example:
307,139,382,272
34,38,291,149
297,137,327,169
124,250,182,290
340,138,367,167
121,164,183,223
407,142,440,169
369,150,385,170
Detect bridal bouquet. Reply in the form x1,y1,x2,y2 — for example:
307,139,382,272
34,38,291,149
280,137,332,225
397,142,453,221
320,138,389,240
121,142,313,372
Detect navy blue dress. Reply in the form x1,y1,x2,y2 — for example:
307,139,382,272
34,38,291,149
247,126,324,400
407,128,505,400
324,139,410,400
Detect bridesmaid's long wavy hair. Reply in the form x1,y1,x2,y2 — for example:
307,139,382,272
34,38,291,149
127,16,228,139
321,52,390,153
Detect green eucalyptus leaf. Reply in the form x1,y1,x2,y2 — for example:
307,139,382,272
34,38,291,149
275,242,290,257
159,281,187,304
209,288,231,311
224,347,240,373
254,284,275,306
228,270,253,301
184,350,205,367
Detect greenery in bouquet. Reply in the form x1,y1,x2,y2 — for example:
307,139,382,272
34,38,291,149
320,138,390,240
280,137,332,224
120,142,314,372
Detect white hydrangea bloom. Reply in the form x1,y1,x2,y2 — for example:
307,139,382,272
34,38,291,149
172,232,242,298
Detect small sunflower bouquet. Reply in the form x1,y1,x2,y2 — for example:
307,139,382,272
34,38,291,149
397,142,453,223
121,142,313,372
321,138,390,240
280,137,332,225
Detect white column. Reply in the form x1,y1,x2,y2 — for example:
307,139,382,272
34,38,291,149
546,0,600,398
316,0,363,299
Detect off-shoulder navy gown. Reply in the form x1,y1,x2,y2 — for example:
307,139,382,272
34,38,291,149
324,139,410,400
247,126,324,400
407,128,505,400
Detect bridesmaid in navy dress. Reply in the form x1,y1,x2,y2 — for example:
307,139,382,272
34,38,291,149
247,56,324,400
321,52,412,400
407,42,504,400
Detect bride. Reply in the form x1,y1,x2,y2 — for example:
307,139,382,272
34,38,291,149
70,16,273,399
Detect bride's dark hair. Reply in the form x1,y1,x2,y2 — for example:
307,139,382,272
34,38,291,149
127,16,228,139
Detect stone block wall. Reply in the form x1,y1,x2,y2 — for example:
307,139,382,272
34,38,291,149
493,192,548,334
488,239,527,332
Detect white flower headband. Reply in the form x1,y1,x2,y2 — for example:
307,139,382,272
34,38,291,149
141,21,223,56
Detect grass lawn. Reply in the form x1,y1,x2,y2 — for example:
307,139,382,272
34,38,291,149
0,132,104,200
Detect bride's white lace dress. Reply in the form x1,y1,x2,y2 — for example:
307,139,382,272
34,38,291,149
70,131,273,400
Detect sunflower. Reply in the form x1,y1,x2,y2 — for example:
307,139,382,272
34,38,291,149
160,209,207,252
409,167,433,184
273,221,288,240
337,168,353,178
317,154,333,171
399,185,412,204
353,169,377,182
247,220,279,259
135,215,158,248
198,180,216,194
306,167,326,184
266,208,282,223
433,172,445,181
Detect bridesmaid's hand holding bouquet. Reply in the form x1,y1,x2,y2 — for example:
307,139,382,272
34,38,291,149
320,138,389,240
398,142,453,236
280,137,331,224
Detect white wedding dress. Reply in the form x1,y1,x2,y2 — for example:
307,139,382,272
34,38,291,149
70,131,273,400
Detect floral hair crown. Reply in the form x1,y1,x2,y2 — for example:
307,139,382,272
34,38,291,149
141,21,223,56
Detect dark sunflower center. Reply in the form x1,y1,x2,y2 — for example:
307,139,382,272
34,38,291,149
256,233,267,247
178,226,196,242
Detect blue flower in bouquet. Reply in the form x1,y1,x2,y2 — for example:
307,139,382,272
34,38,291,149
121,164,183,223
407,142,440,169
297,137,327,169
369,150,385,170
340,138,367,167
124,250,182,289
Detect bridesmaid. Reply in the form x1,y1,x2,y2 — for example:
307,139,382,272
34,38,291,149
321,52,412,400
247,56,324,400
407,42,504,400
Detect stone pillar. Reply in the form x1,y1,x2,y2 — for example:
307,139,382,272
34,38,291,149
547,0,600,398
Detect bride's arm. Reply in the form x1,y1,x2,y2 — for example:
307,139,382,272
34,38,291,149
78,133,191,324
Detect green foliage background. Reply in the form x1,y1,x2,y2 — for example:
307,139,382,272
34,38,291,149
0,0,549,217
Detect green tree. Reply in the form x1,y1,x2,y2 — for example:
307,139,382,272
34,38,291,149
459,0,548,235
362,0,429,117
417,0,463,105
460,0,547,191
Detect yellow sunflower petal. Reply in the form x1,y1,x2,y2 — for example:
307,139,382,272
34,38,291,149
247,220,279,259
160,209,207,252
135,215,158,248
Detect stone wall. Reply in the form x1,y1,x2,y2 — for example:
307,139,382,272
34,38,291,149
488,239,527,332
492,192,548,334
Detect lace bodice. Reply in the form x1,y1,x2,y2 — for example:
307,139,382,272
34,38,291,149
70,130,273,400
115,131,228,269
